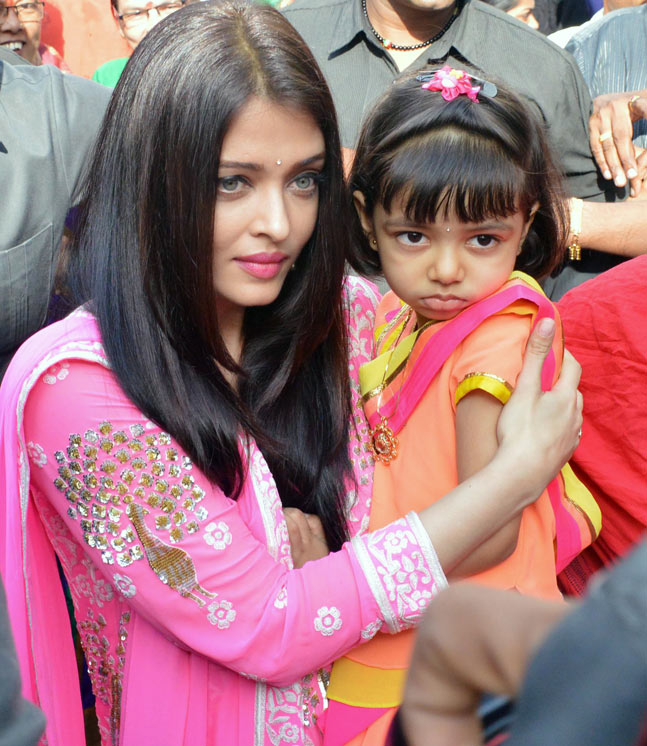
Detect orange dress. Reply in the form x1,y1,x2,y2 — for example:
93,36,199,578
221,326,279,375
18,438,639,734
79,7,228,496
324,273,600,746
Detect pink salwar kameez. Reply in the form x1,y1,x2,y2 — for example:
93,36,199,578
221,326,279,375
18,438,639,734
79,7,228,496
0,278,447,746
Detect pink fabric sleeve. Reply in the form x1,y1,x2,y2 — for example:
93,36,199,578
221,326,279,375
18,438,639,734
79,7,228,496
24,359,442,688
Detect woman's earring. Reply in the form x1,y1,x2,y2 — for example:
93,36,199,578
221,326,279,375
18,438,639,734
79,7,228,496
370,237,378,248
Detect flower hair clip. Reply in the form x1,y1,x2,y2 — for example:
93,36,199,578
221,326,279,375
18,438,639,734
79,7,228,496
416,67,498,102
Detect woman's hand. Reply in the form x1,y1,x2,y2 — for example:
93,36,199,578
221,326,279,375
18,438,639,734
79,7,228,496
496,317,583,495
284,508,330,568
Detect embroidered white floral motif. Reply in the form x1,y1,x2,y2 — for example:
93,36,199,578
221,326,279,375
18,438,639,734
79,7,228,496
383,529,410,553
207,598,236,629
360,619,383,640
72,558,115,608
42,362,70,385
203,521,232,551
274,587,288,609
265,683,305,745
26,442,47,467
314,606,342,637
353,517,440,633
409,589,432,611
249,445,293,569
113,573,137,599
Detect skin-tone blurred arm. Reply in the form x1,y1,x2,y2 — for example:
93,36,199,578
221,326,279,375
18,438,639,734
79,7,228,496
400,584,573,746
575,198,647,257
589,92,647,196
290,319,583,574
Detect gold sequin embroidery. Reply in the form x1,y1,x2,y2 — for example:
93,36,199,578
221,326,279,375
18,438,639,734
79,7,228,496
53,424,212,569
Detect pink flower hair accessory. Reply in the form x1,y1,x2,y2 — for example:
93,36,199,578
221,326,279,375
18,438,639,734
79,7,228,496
420,66,481,102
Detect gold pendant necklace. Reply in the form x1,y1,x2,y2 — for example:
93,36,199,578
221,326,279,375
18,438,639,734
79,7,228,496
369,309,434,465
369,308,413,464
370,416,399,464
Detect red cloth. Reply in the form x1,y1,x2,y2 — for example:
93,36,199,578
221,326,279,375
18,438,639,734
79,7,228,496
557,256,647,592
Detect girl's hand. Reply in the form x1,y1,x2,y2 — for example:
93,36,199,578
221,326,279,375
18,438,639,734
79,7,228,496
284,508,330,568
497,317,583,494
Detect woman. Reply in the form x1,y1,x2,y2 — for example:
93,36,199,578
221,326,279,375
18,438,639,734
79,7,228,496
0,2,582,745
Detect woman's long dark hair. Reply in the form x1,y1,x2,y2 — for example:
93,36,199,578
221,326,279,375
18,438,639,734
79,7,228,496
348,70,568,281
71,0,353,550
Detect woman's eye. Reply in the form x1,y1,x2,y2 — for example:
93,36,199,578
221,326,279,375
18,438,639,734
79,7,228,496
217,176,244,193
291,173,319,192
398,232,426,245
470,234,497,249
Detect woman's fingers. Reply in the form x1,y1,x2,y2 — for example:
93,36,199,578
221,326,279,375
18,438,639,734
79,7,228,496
284,508,330,567
513,317,555,396
552,348,582,395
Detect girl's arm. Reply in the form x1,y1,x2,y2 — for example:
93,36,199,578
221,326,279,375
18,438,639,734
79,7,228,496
417,318,582,577
451,390,521,577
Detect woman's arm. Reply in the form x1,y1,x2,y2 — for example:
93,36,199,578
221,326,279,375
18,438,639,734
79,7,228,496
24,357,443,688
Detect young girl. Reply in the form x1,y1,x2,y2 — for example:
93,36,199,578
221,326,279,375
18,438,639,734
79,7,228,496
324,68,601,745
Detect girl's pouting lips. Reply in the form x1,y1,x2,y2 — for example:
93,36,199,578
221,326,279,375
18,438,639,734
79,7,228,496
419,295,469,314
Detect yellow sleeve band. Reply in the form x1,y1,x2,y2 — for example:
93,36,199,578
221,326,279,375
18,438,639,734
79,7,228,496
561,462,602,539
455,372,513,407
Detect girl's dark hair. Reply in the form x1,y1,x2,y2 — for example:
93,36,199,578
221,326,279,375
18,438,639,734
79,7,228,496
348,70,568,281
71,0,353,550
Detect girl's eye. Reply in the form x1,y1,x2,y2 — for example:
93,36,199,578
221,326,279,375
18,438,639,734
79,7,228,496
469,234,498,249
217,176,245,194
398,232,426,246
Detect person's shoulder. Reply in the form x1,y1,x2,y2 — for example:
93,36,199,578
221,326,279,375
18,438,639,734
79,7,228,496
468,0,583,69
92,56,129,87
567,4,646,51
282,0,349,22
343,275,381,315
1,310,105,397
2,60,110,106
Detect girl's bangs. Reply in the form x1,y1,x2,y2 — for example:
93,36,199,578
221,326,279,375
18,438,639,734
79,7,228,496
377,132,529,224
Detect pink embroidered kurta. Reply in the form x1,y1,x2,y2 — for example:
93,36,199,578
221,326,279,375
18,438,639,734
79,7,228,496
0,278,447,746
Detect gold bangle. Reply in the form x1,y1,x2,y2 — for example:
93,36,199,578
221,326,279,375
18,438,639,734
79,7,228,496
568,197,583,261
568,238,582,261
628,94,641,118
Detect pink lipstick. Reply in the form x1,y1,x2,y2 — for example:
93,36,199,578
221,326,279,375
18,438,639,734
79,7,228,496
234,252,289,279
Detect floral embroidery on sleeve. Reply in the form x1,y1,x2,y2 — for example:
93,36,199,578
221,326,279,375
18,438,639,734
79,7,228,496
313,606,342,637
351,514,447,633
42,362,70,385
207,598,237,629
112,573,137,599
27,442,47,467
203,521,233,551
